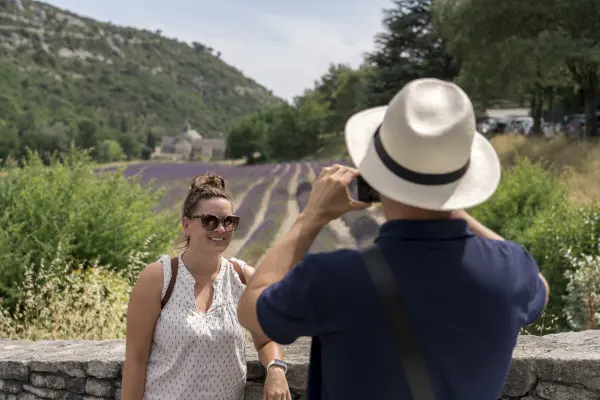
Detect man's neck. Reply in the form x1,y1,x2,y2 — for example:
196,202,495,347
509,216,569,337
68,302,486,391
383,206,452,221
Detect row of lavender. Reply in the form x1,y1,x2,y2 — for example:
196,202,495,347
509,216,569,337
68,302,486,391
103,162,279,213
98,159,378,253
236,163,297,264
233,164,285,238
295,163,342,254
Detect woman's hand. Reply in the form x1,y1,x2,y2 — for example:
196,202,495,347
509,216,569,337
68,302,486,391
263,366,292,400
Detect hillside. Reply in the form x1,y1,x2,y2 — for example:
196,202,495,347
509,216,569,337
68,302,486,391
0,0,283,160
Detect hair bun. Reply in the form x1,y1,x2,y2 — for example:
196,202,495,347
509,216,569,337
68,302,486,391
190,173,226,192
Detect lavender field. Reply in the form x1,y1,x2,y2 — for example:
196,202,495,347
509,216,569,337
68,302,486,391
107,160,385,264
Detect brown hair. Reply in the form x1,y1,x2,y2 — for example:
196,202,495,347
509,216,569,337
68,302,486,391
173,173,233,252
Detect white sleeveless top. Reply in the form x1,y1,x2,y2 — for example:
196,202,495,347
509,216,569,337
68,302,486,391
143,254,248,400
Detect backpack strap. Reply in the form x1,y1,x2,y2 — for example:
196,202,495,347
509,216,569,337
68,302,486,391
229,258,246,285
161,257,179,309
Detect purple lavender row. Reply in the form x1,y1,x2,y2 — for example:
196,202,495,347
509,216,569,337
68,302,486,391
149,163,280,216
227,164,280,198
233,166,285,238
235,219,279,265
309,227,341,254
146,162,276,211
295,163,312,212
293,163,343,254
341,210,380,248
237,164,297,263
310,160,345,252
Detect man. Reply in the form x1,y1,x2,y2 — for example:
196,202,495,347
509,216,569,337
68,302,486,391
237,78,549,399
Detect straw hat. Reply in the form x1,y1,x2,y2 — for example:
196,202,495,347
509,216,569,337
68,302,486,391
344,78,501,211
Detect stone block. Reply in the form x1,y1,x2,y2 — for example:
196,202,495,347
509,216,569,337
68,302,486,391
30,373,66,390
0,362,28,381
0,379,24,394
84,379,113,398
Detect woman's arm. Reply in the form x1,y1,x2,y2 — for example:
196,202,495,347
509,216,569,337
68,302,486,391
240,265,286,365
241,265,291,400
121,262,163,400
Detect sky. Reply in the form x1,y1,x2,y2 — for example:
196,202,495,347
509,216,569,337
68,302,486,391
45,0,392,101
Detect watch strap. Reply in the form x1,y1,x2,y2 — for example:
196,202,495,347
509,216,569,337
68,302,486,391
266,359,288,374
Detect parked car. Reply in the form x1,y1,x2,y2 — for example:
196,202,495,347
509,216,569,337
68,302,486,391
563,113,600,139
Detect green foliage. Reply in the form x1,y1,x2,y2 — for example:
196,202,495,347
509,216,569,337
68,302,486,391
226,64,369,162
433,0,600,136
363,0,459,107
96,139,124,162
226,113,270,161
0,146,179,306
563,239,600,330
0,1,282,163
0,240,149,340
469,157,568,239
470,157,600,331
227,90,333,162
521,203,600,330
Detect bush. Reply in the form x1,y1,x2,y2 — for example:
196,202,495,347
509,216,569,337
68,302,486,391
563,239,600,331
470,157,600,332
0,147,179,307
469,157,568,240
522,203,600,330
0,240,151,339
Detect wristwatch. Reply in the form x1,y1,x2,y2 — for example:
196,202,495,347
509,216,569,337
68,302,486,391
266,359,288,374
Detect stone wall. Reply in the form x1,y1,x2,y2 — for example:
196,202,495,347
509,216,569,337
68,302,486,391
0,331,598,400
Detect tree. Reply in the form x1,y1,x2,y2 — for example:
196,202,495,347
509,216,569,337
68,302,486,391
363,0,460,107
226,112,270,161
313,64,367,135
433,0,600,137
96,139,124,163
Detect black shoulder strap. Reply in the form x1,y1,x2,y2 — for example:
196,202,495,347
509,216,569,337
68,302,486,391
360,244,436,400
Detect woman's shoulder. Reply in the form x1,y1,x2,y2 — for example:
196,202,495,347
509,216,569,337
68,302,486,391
132,258,167,298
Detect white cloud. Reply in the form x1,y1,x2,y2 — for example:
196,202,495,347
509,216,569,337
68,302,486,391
183,11,386,101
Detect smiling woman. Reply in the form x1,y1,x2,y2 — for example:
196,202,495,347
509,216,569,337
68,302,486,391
121,173,292,400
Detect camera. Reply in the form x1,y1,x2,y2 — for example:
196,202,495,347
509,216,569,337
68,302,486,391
355,175,380,203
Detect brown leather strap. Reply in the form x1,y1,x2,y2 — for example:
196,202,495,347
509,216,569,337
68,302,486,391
230,259,246,285
161,257,178,309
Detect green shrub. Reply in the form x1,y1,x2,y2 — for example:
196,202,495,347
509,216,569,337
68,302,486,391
96,139,124,163
470,157,600,332
521,203,600,331
563,239,600,331
469,157,568,241
0,147,179,306
0,239,150,339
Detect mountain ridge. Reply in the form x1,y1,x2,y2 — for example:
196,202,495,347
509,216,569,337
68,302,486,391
0,0,283,160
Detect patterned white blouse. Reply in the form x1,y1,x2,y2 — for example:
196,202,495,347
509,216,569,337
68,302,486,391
143,254,248,400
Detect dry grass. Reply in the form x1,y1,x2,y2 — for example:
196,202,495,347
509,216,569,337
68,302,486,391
491,133,600,204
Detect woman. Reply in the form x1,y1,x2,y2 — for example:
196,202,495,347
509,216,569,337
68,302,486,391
122,173,291,400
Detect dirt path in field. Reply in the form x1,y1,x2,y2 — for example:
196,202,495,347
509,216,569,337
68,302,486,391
225,164,289,259
306,163,357,249
255,163,301,265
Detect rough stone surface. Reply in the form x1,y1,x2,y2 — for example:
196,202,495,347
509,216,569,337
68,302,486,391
0,332,597,399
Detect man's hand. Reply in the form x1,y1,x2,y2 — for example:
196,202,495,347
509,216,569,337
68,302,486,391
304,164,370,224
263,366,291,400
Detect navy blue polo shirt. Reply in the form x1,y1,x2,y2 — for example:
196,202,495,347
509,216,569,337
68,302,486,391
256,219,547,400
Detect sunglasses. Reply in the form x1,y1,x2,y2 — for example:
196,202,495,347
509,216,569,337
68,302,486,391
189,213,240,232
